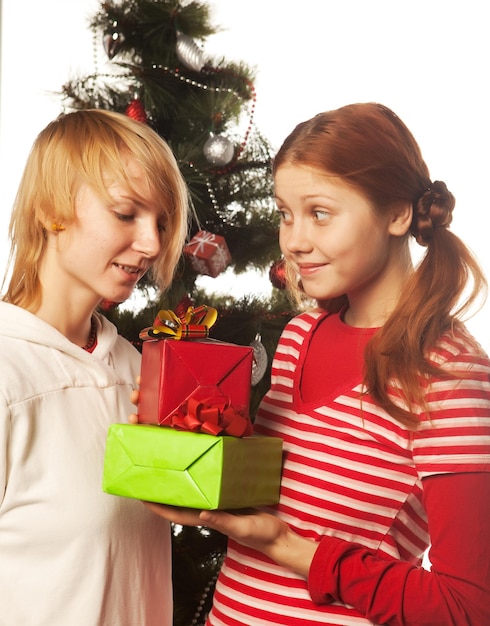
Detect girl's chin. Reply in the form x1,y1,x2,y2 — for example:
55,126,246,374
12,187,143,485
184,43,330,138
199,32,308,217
98,286,136,305
302,284,343,302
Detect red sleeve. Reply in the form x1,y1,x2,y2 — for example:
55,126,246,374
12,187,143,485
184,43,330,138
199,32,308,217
308,472,490,625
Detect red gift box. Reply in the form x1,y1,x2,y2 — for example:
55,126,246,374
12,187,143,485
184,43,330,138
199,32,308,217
138,338,254,436
184,230,231,277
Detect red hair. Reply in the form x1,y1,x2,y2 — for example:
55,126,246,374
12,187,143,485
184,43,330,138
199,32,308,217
273,103,487,426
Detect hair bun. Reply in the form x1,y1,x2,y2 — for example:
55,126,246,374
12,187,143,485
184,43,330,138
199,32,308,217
412,180,455,246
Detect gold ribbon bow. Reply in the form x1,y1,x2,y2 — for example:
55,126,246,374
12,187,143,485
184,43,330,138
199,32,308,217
139,305,218,341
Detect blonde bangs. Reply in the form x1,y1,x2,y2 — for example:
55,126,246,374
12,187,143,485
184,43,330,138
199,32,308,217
4,109,190,306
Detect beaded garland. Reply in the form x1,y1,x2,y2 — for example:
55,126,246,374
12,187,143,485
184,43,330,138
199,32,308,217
89,18,258,219
81,65,255,218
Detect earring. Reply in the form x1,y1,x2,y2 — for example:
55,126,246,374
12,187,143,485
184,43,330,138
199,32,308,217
51,223,65,232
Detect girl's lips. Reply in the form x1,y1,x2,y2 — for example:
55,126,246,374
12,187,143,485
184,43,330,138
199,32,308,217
113,262,144,278
297,263,327,277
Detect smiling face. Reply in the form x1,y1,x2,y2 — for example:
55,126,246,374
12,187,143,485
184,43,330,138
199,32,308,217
40,157,166,312
275,164,412,326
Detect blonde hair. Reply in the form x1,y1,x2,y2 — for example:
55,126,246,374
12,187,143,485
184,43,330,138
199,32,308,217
3,108,189,311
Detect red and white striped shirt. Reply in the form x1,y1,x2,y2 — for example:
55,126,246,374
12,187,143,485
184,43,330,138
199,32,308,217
207,310,490,625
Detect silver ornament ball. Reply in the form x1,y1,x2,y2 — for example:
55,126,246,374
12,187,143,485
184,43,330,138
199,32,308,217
203,134,235,166
250,336,268,386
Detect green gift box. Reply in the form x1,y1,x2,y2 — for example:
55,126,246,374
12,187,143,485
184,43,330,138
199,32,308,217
102,424,283,510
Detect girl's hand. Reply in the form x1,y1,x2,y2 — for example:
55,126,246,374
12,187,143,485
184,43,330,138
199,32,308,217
201,508,318,577
199,508,288,553
144,502,317,578
144,501,205,527
143,501,285,547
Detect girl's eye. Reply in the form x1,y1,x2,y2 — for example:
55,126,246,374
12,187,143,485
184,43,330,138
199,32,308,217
276,209,292,223
313,209,330,222
114,212,135,222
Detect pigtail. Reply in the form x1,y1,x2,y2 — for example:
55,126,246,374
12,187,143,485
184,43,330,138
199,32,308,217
364,182,487,427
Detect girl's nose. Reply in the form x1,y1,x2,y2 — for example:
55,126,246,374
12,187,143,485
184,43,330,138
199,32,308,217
134,221,161,259
281,221,312,253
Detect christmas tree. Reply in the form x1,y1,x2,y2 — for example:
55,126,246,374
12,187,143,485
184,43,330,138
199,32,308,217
61,1,292,623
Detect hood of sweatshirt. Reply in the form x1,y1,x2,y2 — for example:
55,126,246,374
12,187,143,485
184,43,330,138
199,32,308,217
0,301,141,406
0,300,119,363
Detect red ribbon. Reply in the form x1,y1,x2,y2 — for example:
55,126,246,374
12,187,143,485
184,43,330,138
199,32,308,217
169,388,253,437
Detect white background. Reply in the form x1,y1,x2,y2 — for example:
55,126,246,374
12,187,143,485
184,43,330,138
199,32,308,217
1,0,488,351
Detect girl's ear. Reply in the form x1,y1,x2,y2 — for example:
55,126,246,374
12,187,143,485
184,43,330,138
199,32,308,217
36,206,51,231
36,207,65,233
388,202,412,237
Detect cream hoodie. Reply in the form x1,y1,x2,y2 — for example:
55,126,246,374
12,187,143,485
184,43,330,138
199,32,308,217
0,301,172,626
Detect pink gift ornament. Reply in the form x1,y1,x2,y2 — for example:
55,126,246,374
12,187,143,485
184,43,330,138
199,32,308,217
184,230,231,277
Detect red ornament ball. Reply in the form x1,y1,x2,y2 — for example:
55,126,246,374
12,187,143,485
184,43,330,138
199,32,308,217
269,258,287,290
125,99,147,123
